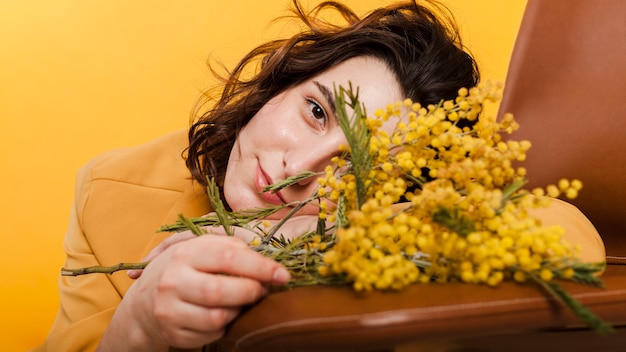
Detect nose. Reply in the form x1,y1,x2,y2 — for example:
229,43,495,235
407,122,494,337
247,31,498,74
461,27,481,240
283,131,346,185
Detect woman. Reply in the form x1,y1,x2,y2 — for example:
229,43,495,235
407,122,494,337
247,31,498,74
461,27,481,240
37,1,478,350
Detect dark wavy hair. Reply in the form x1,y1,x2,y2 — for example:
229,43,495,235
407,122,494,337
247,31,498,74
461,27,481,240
186,0,479,187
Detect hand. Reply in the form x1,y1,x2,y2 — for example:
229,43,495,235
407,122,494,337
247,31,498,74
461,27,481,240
128,213,262,280
98,235,291,351
129,213,322,279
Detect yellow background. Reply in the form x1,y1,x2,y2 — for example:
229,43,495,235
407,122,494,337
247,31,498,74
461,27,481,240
0,0,526,350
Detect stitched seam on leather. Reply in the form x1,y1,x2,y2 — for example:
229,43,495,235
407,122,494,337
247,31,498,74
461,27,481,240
235,289,626,347
606,255,626,261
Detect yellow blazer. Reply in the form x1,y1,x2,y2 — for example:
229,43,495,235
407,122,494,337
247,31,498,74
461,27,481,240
34,130,604,351
34,130,211,351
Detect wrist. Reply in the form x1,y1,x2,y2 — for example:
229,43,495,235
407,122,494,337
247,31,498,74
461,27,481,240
97,285,168,352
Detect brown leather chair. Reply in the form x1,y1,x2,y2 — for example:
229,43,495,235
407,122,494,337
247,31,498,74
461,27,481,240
214,1,626,351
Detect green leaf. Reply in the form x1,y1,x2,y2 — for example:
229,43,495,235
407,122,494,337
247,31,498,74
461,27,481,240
533,276,613,334
262,171,322,193
177,214,207,236
432,206,475,236
335,83,372,209
207,176,234,236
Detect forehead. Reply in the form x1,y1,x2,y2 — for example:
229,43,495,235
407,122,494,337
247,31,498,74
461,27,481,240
312,56,403,126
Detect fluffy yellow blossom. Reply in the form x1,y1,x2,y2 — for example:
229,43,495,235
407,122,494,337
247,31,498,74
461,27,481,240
316,80,586,294
76,81,609,334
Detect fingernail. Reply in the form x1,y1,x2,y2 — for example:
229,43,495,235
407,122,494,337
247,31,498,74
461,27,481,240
127,270,138,279
272,268,291,284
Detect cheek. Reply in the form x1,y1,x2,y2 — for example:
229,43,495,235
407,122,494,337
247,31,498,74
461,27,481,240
225,141,239,174
246,118,298,152
240,112,271,144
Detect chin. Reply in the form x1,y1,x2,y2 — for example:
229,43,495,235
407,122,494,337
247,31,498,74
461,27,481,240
271,204,320,220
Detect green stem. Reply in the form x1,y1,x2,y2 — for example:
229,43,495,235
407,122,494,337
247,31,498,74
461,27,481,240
262,200,313,244
532,276,613,334
61,262,149,276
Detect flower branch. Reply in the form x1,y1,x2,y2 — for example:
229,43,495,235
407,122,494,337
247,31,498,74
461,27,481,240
60,80,611,334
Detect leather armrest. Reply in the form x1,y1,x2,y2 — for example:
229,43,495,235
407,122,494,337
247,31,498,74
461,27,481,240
219,265,626,351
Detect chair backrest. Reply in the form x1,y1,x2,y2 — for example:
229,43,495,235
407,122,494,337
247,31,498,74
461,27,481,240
498,0,626,262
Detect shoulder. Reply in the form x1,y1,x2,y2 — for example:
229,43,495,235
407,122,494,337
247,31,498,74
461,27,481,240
71,129,210,268
71,129,201,241
83,129,191,192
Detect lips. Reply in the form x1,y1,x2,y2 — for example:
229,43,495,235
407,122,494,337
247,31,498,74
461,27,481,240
255,163,285,205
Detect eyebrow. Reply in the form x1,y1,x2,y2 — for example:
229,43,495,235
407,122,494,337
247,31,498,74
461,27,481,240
313,80,337,118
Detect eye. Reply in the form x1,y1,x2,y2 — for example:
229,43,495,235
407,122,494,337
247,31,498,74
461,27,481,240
306,98,327,128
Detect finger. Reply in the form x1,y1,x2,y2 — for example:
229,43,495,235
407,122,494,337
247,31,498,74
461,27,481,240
166,271,269,307
128,268,143,280
154,302,239,348
128,231,197,279
170,235,291,285
164,327,225,350
155,300,240,334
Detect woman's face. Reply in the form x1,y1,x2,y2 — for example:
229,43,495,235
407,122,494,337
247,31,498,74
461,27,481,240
224,56,403,219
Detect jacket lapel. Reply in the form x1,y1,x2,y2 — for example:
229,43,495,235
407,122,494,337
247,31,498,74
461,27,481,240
140,180,212,259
